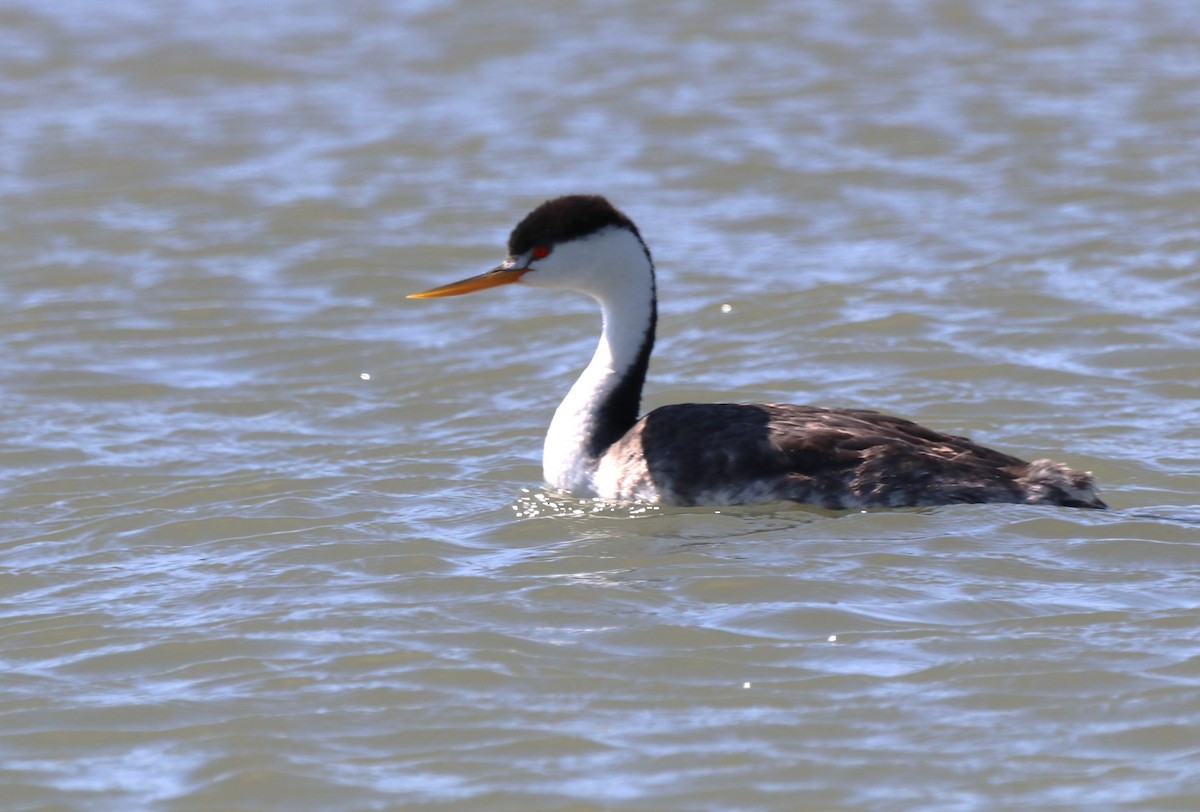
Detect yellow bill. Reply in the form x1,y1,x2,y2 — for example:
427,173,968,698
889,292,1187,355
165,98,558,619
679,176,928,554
407,266,528,299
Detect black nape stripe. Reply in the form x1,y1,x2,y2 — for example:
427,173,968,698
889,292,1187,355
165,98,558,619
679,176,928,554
586,296,657,459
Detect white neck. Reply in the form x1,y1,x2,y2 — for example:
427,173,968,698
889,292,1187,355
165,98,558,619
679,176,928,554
524,229,656,494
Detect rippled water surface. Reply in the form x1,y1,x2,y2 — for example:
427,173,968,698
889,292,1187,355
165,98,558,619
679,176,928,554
3,1,1200,809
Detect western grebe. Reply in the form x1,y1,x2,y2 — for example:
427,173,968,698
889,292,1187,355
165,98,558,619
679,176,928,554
409,195,1105,510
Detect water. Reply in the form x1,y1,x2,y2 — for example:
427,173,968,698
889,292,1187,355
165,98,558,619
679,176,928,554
2,0,1199,809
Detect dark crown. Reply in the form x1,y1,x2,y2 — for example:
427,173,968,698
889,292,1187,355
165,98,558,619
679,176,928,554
507,195,642,257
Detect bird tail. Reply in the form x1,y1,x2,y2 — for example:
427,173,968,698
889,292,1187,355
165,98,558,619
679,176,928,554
1017,459,1107,509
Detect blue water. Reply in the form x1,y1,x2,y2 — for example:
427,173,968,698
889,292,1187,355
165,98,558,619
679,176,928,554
2,1,1199,809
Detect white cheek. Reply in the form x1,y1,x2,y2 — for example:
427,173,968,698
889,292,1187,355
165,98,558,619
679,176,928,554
518,256,570,289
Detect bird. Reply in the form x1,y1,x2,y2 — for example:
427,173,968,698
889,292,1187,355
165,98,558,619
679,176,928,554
408,194,1106,510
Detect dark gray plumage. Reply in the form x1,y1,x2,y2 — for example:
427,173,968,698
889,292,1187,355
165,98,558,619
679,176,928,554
606,403,1105,508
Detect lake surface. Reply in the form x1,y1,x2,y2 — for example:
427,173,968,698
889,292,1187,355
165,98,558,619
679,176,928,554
2,1,1200,809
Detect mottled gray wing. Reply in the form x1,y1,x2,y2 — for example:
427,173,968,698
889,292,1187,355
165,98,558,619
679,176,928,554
635,403,1032,507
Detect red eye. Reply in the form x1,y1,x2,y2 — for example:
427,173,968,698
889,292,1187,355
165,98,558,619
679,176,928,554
531,245,551,260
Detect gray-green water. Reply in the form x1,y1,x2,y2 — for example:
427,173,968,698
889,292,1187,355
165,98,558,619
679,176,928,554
3,1,1199,809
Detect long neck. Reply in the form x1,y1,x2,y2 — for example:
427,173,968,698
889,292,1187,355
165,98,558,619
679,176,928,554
542,277,657,494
